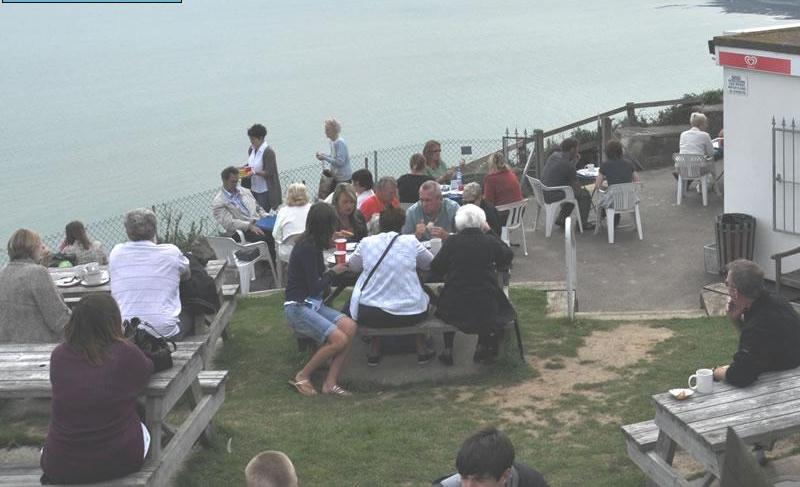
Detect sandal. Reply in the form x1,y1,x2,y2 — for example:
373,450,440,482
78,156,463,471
288,378,317,396
322,384,352,397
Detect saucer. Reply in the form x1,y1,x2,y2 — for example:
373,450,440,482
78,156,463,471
669,388,695,400
55,275,81,287
81,271,110,287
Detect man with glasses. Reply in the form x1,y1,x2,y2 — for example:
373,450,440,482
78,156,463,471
713,259,800,387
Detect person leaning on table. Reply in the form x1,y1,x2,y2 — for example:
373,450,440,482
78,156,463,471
0,228,70,343
41,294,153,485
713,259,800,387
401,180,459,241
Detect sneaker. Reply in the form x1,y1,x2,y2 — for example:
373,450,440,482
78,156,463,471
367,354,381,367
417,350,435,365
438,350,454,366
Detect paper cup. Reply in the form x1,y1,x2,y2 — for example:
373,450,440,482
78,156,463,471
334,238,347,252
334,251,346,265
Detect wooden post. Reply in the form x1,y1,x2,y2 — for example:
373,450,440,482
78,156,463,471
626,102,637,126
534,129,545,180
600,116,613,163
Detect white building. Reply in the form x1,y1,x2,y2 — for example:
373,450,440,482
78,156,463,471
712,25,800,280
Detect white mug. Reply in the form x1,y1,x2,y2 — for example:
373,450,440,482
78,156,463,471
688,368,714,394
85,262,100,274
429,238,442,255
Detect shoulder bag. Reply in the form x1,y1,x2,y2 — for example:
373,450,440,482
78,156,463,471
123,317,177,372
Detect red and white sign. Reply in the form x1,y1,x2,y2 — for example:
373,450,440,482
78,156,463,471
719,51,791,75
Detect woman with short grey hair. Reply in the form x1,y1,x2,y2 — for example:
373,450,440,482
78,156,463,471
460,182,501,235
431,204,515,365
124,208,157,242
315,118,353,183
679,112,714,158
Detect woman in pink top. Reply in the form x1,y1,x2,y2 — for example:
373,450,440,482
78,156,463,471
482,153,523,223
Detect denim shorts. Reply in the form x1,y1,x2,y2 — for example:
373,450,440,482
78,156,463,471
285,302,345,344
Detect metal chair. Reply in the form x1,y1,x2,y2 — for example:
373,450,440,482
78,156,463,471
597,182,643,244
206,236,278,295
495,198,529,256
673,153,713,206
526,175,584,238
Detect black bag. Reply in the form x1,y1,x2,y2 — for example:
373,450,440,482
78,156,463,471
123,317,177,372
318,169,337,200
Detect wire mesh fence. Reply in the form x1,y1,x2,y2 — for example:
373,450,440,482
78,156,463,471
0,138,500,266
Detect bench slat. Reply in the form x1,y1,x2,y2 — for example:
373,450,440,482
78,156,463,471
621,419,659,452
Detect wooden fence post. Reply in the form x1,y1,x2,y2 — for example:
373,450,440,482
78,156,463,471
600,116,613,163
626,102,637,126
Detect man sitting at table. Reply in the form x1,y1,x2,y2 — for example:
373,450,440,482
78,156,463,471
594,140,639,227
402,180,459,241
713,259,800,387
109,208,191,339
360,176,400,223
212,165,275,259
541,137,594,230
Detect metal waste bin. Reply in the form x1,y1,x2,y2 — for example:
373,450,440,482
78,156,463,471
715,213,756,273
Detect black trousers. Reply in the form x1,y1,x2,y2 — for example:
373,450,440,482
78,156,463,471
358,304,428,328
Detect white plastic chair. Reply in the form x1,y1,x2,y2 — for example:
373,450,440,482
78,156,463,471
495,198,529,256
206,236,278,295
526,175,584,238
597,183,643,244
276,232,303,286
673,153,713,206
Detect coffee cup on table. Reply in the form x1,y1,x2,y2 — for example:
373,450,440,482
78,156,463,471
688,368,714,394
334,238,347,252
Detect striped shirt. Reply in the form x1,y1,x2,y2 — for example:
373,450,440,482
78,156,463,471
109,241,189,338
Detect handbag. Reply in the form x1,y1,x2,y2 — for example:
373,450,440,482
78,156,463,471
123,317,177,372
318,169,336,200
348,234,400,320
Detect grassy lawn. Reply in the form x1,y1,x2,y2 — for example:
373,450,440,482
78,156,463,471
0,289,737,486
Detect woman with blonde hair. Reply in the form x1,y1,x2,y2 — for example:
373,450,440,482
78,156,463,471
331,183,367,242
423,140,457,183
59,220,107,265
273,183,313,264
41,294,153,484
482,152,523,209
0,229,70,343
316,118,353,183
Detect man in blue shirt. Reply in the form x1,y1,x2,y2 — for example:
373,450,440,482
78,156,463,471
401,180,459,240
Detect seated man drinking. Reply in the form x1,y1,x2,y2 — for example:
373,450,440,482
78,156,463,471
713,259,800,387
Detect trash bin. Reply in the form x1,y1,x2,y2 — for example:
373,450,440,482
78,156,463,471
715,213,756,273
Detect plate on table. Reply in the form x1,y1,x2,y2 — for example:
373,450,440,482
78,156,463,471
346,242,357,252
669,388,695,400
80,271,110,287
55,275,81,287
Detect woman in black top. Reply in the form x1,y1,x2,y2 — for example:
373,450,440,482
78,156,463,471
284,203,356,396
397,153,435,203
331,183,367,242
431,204,515,365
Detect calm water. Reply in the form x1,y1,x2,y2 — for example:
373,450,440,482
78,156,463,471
0,0,790,239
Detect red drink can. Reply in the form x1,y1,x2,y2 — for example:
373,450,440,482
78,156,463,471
334,238,347,252
334,251,346,265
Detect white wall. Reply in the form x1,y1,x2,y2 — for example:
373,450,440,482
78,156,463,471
723,67,800,279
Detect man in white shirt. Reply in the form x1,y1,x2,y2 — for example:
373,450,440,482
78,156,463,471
109,208,191,339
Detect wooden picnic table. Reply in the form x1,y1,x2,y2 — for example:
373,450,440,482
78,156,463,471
625,367,800,486
0,341,228,486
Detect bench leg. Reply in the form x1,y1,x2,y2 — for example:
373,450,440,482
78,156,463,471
647,431,677,487
190,380,213,446
145,397,164,461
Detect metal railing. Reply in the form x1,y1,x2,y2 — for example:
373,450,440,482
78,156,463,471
773,117,800,235
0,138,499,266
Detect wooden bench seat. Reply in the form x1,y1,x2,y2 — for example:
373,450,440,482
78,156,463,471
621,419,660,453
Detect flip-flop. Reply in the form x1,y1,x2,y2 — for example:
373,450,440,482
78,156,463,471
322,384,352,397
288,378,317,396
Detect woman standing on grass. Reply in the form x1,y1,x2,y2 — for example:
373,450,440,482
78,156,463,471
284,202,357,397
41,294,153,484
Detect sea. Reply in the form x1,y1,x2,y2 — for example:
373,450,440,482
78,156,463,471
0,0,796,240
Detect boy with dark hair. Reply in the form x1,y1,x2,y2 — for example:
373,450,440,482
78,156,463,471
351,168,375,208
433,426,549,487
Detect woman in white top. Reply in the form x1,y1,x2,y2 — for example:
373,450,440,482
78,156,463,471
347,206,435,366
679,112,714,158
272,183,311,264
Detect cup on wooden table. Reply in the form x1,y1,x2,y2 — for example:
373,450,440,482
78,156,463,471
688,368,714,394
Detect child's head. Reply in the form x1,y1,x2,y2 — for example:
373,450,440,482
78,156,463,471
245,451,298,487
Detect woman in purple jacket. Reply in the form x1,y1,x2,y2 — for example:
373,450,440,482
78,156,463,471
41,294,153,484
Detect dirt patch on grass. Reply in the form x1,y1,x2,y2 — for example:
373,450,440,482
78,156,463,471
484,324,673,424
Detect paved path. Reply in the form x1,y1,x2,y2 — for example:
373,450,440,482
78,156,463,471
509,165,725,313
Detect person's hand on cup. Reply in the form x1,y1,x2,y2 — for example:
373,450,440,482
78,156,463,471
415,220,427,240
430,226,449,239
713,365,729,382
332,262,348,274
332,230,353,241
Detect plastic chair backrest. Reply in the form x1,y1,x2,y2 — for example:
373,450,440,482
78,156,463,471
496,199,528,230
608,183,641,211
278,232,303,263
526,176,547,206
206,236,239,266
673,153,709,179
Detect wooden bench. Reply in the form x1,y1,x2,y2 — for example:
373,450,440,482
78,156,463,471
0,371,228,487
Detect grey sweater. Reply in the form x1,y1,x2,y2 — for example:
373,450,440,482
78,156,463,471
0,259,70,343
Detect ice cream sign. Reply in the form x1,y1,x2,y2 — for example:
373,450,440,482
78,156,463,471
719,51,792,75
